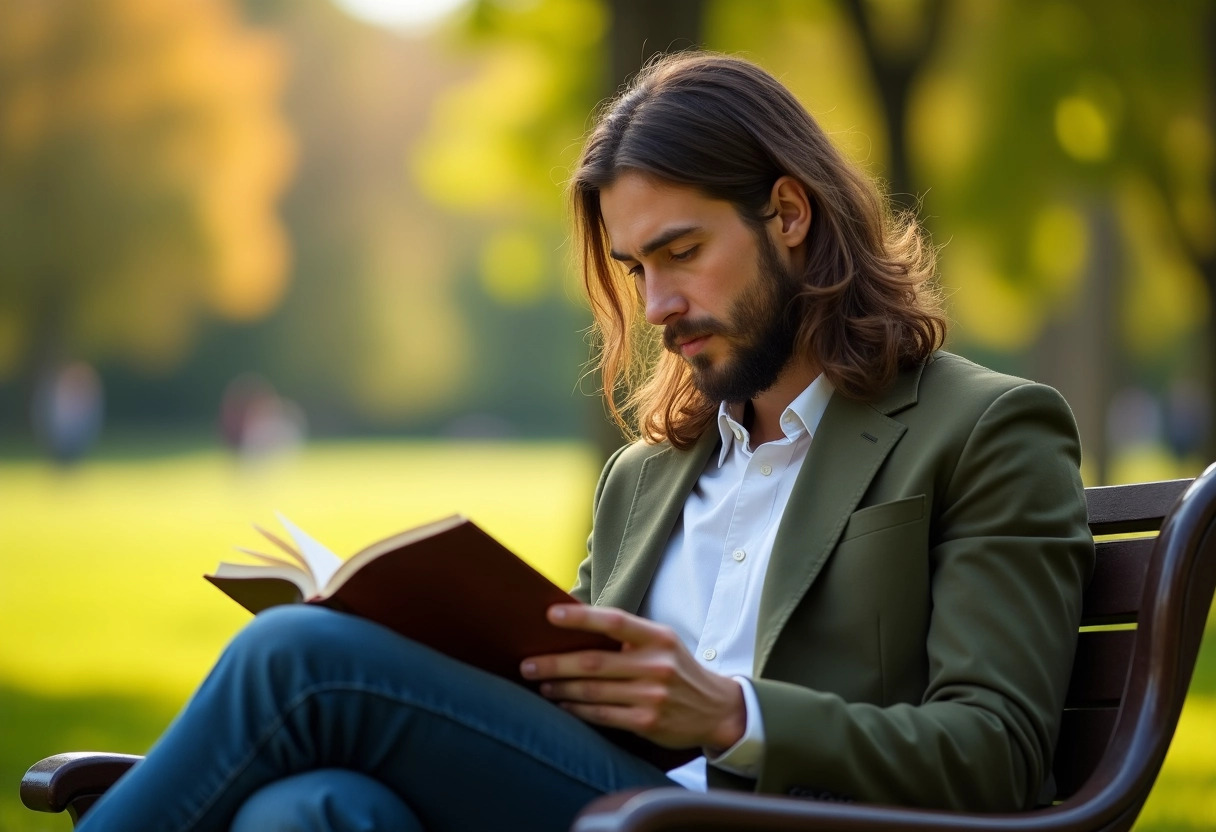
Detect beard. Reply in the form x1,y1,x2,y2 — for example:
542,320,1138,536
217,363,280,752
663,234,804,403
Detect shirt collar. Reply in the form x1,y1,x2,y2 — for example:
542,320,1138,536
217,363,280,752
715,375,835,467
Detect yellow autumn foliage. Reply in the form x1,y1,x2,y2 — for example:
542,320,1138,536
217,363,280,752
0,0,294,377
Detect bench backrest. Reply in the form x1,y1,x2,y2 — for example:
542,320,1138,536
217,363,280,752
1056,472,1216,809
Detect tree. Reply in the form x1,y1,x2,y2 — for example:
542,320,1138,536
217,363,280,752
0,0,294,395
413,0,1214,470
911,0,1215,477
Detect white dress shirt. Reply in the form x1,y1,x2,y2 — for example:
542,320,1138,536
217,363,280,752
637,375,834,790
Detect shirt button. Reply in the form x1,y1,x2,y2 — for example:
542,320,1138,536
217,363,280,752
732,549,746,562
760,464,772,476
703,648,718,661
732,428,744,442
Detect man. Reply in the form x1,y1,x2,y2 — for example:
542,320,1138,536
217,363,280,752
75,53,1092,832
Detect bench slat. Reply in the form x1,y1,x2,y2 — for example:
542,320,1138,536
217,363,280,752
1066,629,1135,707
1053,707,1119,799
1086,479,1191,535
1081,538,1154,624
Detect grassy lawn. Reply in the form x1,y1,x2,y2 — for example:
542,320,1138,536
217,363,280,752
1,440,1212,830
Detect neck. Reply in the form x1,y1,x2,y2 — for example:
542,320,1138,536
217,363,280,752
745,357,818,445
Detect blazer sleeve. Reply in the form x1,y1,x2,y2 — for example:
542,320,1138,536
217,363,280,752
570,443,630,604
746,382,1094,811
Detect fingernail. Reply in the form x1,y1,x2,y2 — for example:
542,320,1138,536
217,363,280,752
550,606,567,621
521,661,536,677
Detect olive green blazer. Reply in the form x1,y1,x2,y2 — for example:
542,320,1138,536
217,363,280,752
571,352,1094,812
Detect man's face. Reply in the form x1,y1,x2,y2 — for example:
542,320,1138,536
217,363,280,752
598,172,802,403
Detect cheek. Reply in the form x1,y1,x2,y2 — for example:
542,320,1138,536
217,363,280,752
708,254,758,300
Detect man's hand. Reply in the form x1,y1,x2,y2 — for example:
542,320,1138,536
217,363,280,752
520,604,746,752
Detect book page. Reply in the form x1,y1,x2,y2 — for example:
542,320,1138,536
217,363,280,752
209,561,317,598
206,561,316,613
252,524,310,569
233,547,299,568
275,512,344,590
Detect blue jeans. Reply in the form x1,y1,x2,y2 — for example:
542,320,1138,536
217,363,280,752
76,605,680,831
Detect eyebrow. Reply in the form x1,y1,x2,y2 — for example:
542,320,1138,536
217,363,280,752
609,225,701,262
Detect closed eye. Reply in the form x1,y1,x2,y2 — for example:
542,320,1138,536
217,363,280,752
620,244,696,278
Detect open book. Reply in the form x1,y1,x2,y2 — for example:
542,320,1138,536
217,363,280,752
206,514,698,770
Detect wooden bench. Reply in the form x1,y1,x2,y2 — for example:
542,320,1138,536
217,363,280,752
22,465,1216,830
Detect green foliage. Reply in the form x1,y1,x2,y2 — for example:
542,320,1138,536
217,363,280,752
911,0,1213,358
417,0,1210,374
408,0,609,331
1,0,1210,445
414,0,607,222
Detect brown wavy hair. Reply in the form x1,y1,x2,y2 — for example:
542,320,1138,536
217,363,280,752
572,53,946,448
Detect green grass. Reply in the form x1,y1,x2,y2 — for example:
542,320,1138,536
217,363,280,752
0,439,600,831
1,441,1212,830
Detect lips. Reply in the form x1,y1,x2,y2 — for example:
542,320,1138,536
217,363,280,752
664,322,718,357
677,335,710,357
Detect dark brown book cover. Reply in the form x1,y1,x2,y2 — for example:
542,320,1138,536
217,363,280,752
206,516,698,771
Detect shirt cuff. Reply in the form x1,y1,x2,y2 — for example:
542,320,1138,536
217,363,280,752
704,675,765,778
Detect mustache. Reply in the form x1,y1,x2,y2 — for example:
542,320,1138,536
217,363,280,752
662,317,730,353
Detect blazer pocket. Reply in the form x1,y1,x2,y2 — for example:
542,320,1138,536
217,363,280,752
839,495,925,542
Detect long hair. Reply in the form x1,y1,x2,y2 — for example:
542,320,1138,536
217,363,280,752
572,53,946,448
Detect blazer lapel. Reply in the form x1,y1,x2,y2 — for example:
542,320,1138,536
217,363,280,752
754,364,923,675
596,428,719,613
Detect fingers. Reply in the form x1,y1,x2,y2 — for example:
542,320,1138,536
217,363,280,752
546,604,677,648
521,644,677,682
538,678,669,708
520,605,682,681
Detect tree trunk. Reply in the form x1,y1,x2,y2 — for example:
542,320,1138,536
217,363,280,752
843,0,947,213
1032,204,1120,485
1199,10,1216,464
608,0,705,92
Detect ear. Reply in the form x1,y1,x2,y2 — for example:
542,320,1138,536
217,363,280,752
768,176,812,249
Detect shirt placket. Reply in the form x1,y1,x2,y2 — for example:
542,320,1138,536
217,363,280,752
696,440,787,677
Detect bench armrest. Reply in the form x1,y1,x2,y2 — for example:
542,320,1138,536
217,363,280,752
21,752,142,818
571,788,1100,832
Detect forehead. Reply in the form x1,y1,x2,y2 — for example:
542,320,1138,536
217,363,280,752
598,172,737,254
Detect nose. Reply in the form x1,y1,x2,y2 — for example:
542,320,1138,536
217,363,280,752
642,271,688,327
